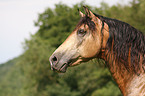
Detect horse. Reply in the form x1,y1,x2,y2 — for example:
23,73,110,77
49,6,145,96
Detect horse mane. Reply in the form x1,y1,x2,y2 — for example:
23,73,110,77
94,14,145,74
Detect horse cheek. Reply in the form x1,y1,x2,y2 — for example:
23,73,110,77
79,35,101,58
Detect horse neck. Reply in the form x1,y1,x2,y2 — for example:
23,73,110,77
99,50,145,96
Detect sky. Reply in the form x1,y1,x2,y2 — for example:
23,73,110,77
0,0,131,64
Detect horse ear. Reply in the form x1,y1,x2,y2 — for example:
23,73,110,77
78,9,85,17
79,11,85,17
83,6,96,19
83,6,101,24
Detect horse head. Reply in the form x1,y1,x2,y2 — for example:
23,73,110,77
49,6,109,73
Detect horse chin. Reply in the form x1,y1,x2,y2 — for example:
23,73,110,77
69,57,92,67
51,63,68,73
69,59,82,67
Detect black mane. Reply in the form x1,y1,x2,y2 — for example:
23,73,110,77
95,14,145,74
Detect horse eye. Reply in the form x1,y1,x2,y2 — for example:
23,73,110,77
77,29,86,36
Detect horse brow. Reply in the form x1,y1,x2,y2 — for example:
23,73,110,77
75,16,96,31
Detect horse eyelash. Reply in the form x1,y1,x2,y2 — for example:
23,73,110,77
77,29,86,37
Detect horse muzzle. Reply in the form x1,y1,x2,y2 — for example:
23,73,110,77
49,54,69,73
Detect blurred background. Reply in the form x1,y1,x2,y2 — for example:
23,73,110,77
0,0,145,96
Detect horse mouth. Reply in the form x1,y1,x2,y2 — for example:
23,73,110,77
59,63,68,73
51,60,75,73
51,57,89,73
51,63,67,73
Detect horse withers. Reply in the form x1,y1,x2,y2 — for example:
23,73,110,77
49,6,145,96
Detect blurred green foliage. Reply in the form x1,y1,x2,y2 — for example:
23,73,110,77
0,0,145,96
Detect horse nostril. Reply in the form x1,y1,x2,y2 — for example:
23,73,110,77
52,56,57,62
50,55,58,66
49,54,59,68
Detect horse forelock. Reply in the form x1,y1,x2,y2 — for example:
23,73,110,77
75,15,96,31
